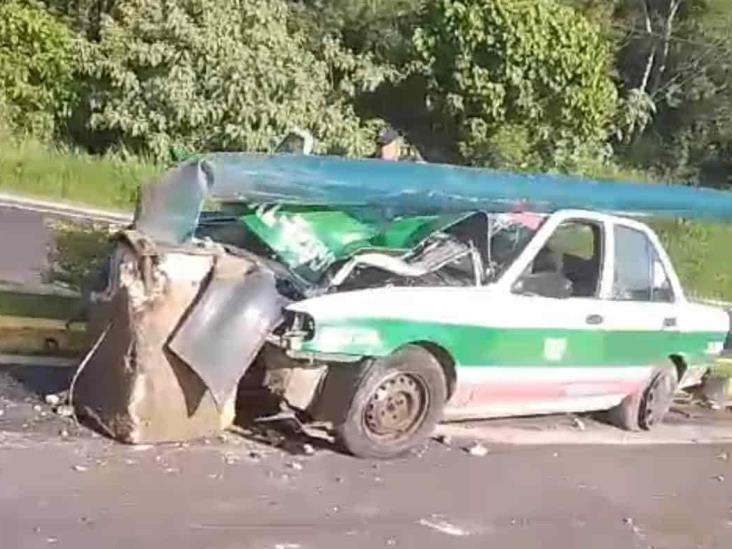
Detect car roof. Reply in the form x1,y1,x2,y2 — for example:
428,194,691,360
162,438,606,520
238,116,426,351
547,208,651,229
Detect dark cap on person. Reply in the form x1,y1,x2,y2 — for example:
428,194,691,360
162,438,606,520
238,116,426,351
376,127,399,146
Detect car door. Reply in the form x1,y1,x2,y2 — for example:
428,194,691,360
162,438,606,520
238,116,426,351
450,215,616,418
598,221,679,386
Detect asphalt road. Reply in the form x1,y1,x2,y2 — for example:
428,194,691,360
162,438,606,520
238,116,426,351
1,418,732,549
1,365,732,549
0,206,53,288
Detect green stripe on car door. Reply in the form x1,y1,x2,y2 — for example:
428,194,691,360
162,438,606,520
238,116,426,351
302,318,724,368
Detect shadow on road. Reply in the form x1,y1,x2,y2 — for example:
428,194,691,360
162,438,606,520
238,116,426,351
0,365,72,402
233,385,342,457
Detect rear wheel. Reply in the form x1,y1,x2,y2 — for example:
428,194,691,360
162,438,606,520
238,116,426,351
607,366,679,431
334,345,447,459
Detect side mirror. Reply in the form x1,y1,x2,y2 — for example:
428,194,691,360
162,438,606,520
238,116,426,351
513,272,573,299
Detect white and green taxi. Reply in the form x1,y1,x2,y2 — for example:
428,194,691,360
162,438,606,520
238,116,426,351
259,207,728,458
78,153,731,457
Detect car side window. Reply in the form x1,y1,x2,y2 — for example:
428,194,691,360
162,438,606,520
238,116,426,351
612,225,674,303
514,220,603,299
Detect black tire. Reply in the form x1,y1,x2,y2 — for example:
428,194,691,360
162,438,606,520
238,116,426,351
605,388,643,431
606,366,679,431
334,345,447,459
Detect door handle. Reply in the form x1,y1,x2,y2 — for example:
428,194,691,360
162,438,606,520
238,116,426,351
663,317,677,328
586,314,604,325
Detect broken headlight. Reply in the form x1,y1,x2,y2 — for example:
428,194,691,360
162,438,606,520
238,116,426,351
280,310,315,350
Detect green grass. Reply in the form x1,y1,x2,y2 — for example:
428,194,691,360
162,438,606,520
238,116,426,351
0,290,81,320
0,137,162,211
712,359,732,379
652,219,732,302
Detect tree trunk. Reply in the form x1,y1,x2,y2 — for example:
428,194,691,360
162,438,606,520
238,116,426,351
650,0,682,95
639,0,656,93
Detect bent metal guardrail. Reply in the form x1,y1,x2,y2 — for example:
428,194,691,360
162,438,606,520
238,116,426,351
0,193,132,225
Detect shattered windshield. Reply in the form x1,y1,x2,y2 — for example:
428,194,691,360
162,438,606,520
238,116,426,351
486,212,544,280
197,207,543,288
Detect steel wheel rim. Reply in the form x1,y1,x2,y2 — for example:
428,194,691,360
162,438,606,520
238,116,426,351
363,372,429,443
642,373,674,428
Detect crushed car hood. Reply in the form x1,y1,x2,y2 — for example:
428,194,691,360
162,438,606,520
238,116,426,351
234,207,471,282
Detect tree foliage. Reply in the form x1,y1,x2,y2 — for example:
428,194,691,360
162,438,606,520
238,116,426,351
292,0,423,65
0,1,76,138
412,0,619,171
632,0,732,184
75,0,390,159
1,0,732,185
566,0,732,184
45,0,118,40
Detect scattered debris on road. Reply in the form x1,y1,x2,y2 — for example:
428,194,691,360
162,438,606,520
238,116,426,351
418,516,471,537
716,451,729,461
572,417,586,431
622,516,646,540
672,406,694,419
435,434,453,446
54,405,74,418
465,442,489,457
699,375,730,411
72,465,88,472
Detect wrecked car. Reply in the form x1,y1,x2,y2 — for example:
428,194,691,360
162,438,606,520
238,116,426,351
72,153,732,458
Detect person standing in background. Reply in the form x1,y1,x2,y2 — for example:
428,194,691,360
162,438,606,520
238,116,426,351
372,127,402,161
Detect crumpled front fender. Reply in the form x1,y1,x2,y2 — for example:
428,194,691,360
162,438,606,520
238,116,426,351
169,257,286,407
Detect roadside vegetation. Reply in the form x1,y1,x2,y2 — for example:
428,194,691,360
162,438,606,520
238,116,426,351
0,289,77,319
1,0,732,299
0,137,159,210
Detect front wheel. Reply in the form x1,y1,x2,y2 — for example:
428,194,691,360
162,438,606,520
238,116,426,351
334,345,447,459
